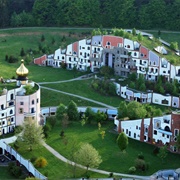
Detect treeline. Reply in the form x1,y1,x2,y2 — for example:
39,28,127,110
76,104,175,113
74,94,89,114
0,0,180,30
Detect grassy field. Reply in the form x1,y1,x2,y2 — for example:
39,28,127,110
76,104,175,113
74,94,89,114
42,79,122,107
0,167,15,179
16,144,112,179
45,121,180,176
1,28,180,179
40,88,105,107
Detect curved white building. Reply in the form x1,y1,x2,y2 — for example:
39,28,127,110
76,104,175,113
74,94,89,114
0,60,41,135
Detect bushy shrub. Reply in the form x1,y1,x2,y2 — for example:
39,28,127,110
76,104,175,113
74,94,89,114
8,163,22,178
47,116,56,128
138,152,144,160
153,147,160,155
30,156,37,163
129,166,136,174
35,157,48,168
8,162,16,171
109,172,113,177
135,159,147,171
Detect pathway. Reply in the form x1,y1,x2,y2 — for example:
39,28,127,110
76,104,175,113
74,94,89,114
39,76,151,179
43,143,150,180
0,76,155,179
39,74,116,109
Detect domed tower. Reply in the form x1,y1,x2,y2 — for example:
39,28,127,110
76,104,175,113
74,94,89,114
16,59,29,86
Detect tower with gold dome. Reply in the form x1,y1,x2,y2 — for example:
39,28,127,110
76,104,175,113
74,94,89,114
0,60,42,136
16,59,29,86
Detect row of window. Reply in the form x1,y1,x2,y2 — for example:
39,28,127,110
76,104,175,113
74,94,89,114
0,117,14,126
19,107,35,114
20,99,39,106
0,109,14,117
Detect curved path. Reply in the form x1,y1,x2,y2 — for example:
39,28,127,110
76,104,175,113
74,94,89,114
43,143,151,180
39,76,152,179
39,75,116,109
0,76,153,179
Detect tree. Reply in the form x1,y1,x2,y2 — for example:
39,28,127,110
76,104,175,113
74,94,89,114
67,100,79,121
74,143,102,173
158,145,168,163
117,132,128,152
20,48,25,56
95,110,107,124
117,101,128,120
56,103,66,121
127,101,147,120
138,33,143,42
20,118,45,151
84,107,95,124
132,28,136,36
61,113,69,128
35,157,48,168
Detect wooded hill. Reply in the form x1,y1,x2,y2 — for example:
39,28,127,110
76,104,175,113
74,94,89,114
0,0,180,30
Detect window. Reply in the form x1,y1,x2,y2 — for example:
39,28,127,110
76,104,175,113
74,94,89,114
154,130,157,135
11,117,14,122
174,129,179,136
80,52,82,55
136,126,138,129
162,99,169,104
3,121,5,125
1,104,4,110
10,110,13,114
10,94,14,100
144,136,146,140
87,46,90,50
162,134,164,137
69,57,71,61
19,108,23,114
37,98,39,103
31,108,35,113
167,135,169,138
126,129,128,134
32,100,34,105
134,133,136,138
20,102,24,105
127,45,130,48
129,131,131,136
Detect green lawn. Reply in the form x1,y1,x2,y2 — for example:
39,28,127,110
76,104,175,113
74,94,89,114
40,88,105,107
0,167,15,179
15,145,111,180
42,79,122,107
46,121,180,176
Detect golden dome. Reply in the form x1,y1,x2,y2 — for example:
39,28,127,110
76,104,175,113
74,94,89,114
16,60,29,77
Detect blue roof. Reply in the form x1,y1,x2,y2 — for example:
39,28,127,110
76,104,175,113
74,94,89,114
107,109,117,115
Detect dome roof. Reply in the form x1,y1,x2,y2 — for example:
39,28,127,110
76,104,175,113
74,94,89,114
16,60,29,77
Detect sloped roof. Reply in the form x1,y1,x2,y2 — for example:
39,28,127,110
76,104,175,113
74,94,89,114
154,46,168,55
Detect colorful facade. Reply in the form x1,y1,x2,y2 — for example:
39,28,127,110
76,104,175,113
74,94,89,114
0,60,41,135
114,111,180,153
34,31,180,83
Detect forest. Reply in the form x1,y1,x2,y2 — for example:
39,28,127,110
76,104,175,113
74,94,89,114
0,0,180,30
